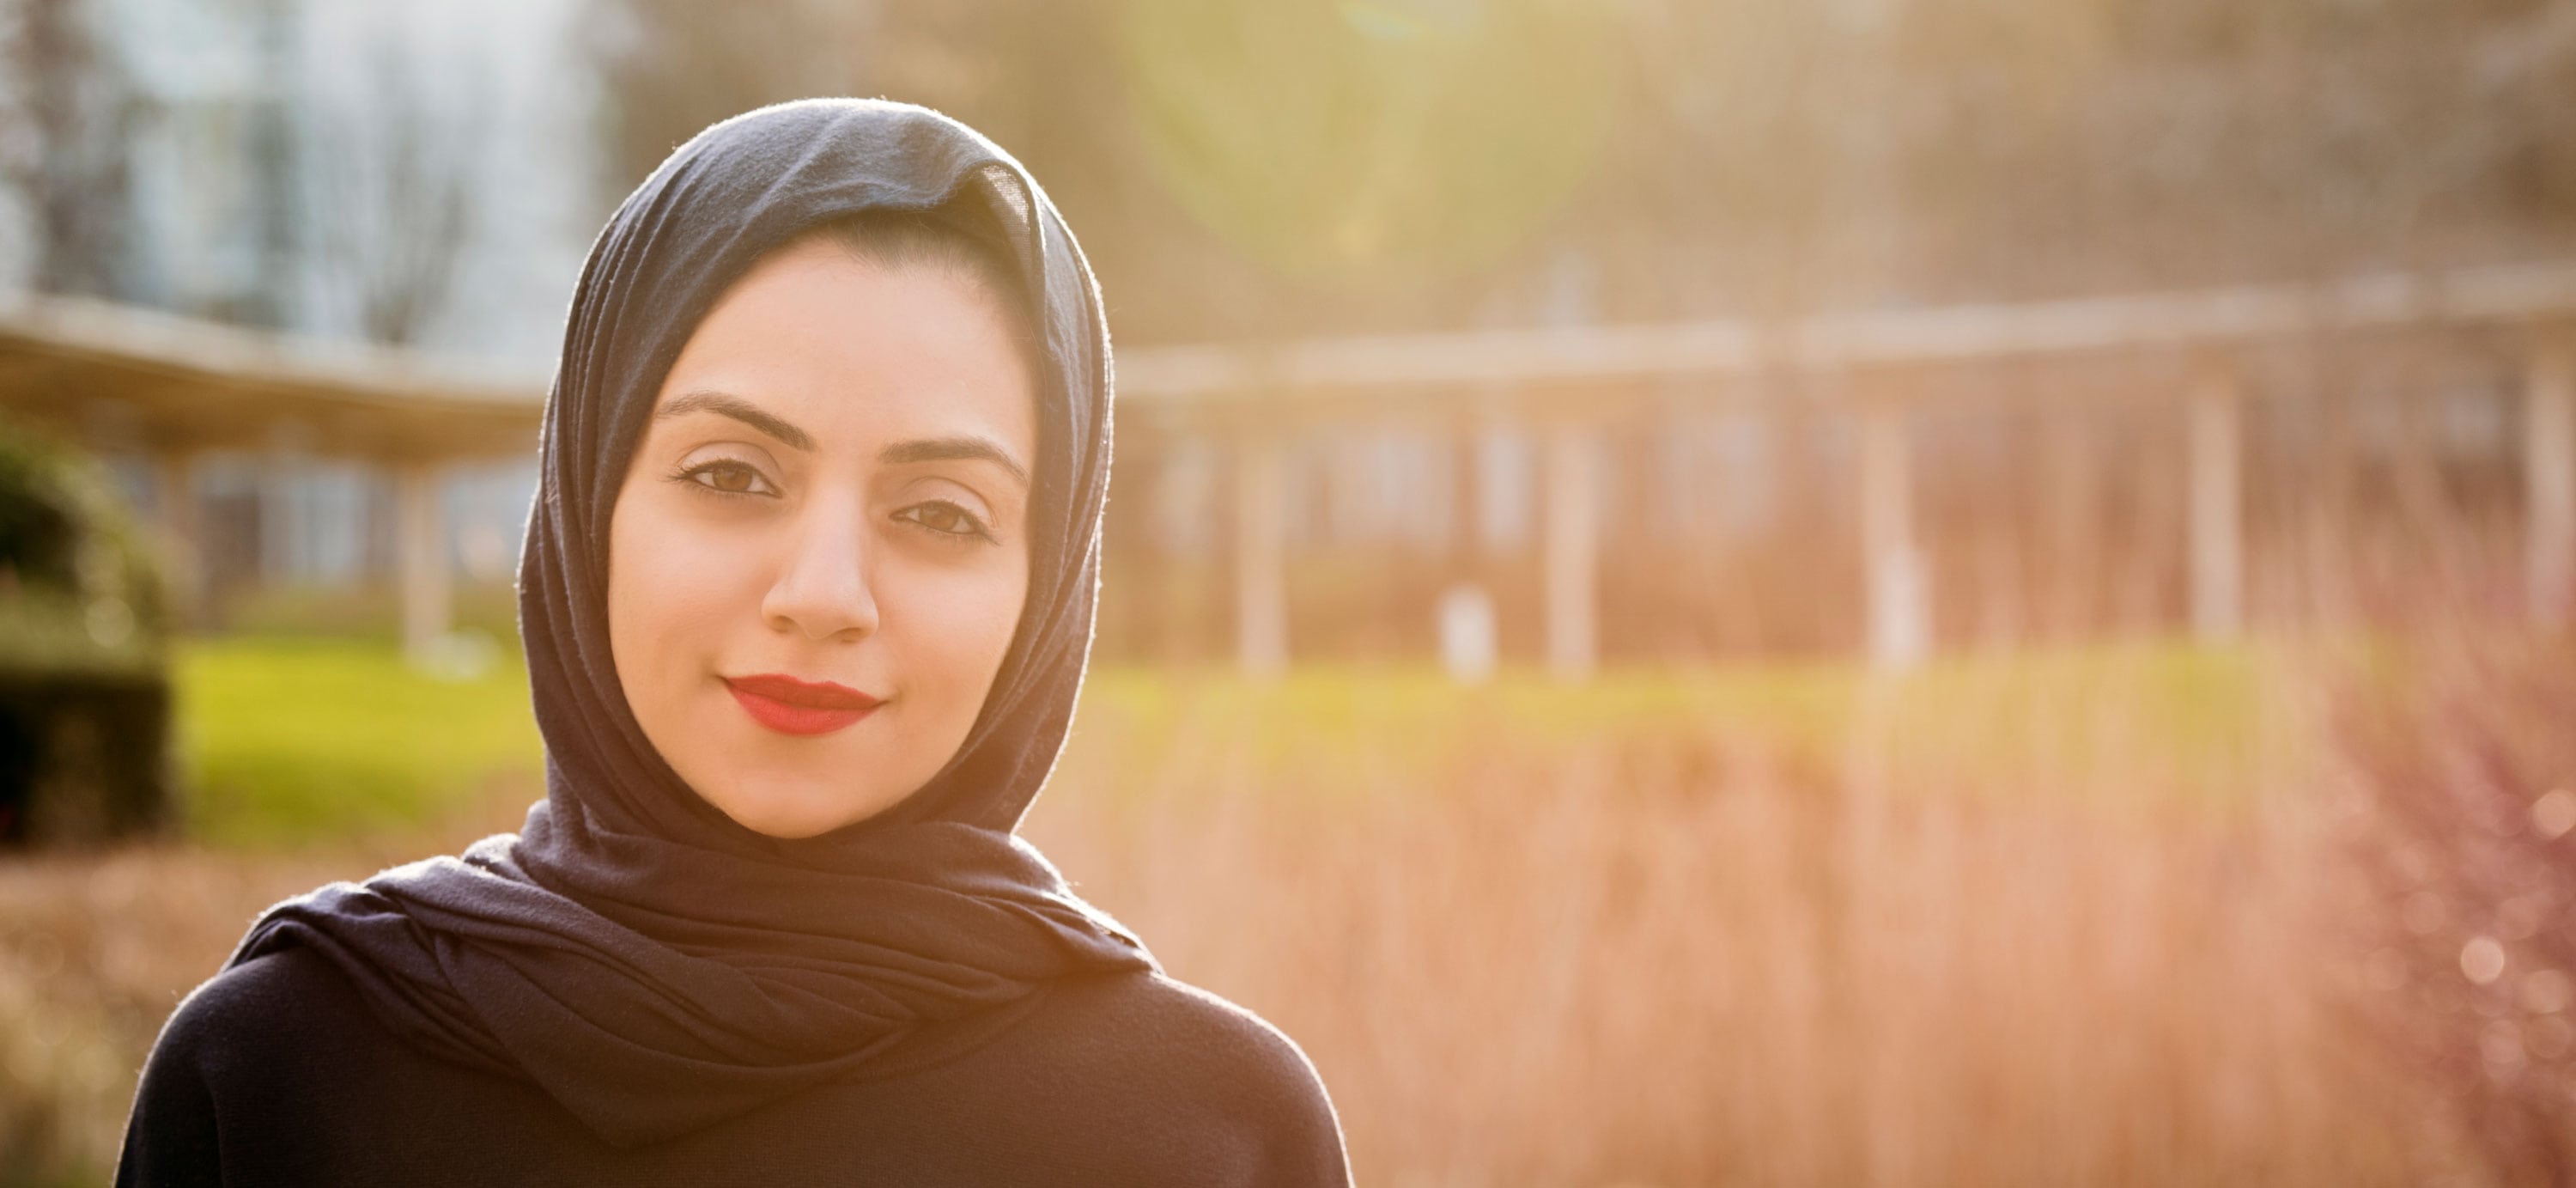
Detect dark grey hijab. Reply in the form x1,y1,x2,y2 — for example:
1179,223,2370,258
225,99,1153,1148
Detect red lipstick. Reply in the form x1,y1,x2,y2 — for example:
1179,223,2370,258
724,673,884,736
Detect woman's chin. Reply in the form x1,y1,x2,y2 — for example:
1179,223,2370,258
699,775,889,840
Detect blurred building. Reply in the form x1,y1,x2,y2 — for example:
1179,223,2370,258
1,0,593,630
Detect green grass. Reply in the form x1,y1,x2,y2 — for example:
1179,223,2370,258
1072,638,2287,809
175,637,543,848
171,634,2287,849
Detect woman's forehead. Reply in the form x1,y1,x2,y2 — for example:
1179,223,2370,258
647,239,1039,462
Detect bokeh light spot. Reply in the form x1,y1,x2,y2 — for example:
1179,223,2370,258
1115,0,1619,283
2461,936,2507,987
2530,788,2576,841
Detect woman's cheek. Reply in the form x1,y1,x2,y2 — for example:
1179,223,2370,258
892,553,1026,694
623,505,766,677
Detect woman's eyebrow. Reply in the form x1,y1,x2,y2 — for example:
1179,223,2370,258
654,391,814,451
880,436,1031,490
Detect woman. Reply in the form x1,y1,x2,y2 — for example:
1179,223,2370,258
115,99,1351,1185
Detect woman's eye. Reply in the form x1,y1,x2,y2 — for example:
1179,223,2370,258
898,500,991,539
675,460,775,497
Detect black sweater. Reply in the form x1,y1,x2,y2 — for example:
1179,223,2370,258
115,946,1351,1185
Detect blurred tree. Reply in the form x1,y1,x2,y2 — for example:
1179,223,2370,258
1589,0,2576,317
308,24,486,347
585,0,881,195
0,0,138,298
586,0,2576,338
574,0,1377,339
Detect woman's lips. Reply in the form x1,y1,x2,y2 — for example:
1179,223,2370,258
723,673,884,736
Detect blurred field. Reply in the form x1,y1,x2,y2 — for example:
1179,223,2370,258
177,637,540,849
3,634,2569,1184
175,635,2280,844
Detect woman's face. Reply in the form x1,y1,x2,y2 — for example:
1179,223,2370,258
606,235,1037,838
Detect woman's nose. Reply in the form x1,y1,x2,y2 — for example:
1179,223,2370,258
760,501,880,642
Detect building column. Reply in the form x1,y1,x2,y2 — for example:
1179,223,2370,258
2186,371,2245,641
1541,422,1601,681
396,460,452,665
1859,399,1928,668
151,449,203,630
2528,341,2576,626
1233,427,1288,679
2038,407,2097,639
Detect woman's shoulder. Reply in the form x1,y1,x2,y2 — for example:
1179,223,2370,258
151,944,369,1071
117,946,384,1186
147,937,469,1112
1043,969,1331,1086
1006,969,1349,1169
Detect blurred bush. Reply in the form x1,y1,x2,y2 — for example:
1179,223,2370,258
0,419,173,848
0,421,167,679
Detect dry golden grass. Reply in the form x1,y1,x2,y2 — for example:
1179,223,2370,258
0,811,516,1182
0,644,2535,1185
0,848,353,1179
1030,667,2475,1186
2328,637,2576,1185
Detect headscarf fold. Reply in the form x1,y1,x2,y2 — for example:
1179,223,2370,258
227,99,1153,1148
